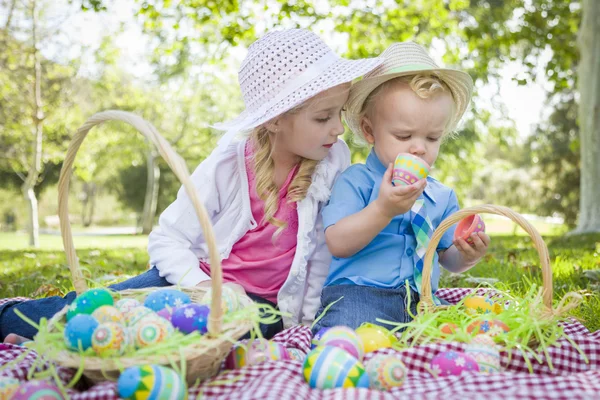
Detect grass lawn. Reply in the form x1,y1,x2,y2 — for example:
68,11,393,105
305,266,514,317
1,231,599,332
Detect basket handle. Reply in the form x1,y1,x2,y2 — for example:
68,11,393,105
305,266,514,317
58,110,224,335
419,205,553,311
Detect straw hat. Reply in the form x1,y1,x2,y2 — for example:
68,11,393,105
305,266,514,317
343,42,473,139
212,29,383,150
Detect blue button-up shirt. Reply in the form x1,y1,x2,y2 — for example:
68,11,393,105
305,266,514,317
322,149,460,292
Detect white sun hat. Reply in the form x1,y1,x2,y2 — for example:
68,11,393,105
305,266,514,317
343,42,474,140
212,28,383,150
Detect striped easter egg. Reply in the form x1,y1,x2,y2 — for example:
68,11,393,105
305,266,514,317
393,153,430,186
117,365,187,400
320,326,365,361
303,346,369,389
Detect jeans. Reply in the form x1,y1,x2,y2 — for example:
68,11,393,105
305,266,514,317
0,267,283,341
311,284,423,335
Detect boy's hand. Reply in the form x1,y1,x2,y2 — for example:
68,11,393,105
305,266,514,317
374,163,427,219
453,232,491,267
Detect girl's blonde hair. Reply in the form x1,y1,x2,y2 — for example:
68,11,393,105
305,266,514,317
355,73,457,145
250,120,318,237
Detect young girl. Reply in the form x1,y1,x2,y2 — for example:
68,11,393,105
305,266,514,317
312,42,490,333
1,28,382,342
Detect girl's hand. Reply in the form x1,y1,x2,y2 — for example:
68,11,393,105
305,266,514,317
453,232,490,267
374,163,426,219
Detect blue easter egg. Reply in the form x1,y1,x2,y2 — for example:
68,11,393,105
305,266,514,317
66,288,114,321
171,304,210,334
117,365,187,400
144,289,191,312
64,314,99,351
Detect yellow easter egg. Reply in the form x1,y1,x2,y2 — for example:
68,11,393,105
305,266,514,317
355,323,397,353
464,296,502,315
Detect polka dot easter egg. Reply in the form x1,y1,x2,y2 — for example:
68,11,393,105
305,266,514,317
9,380,64,400
200,286,241,314
320,326,365,361
311,327,330,349
355,323,397,353
171,304,210,334
463,296,502,315
224,339,290,369
144,289,191,312
115,298,141,315
467,319,510,337
66,288,113,321
92,305,124,324
430,350,480,377
64,314,99,351
117,365,187,400
303,346,369,389
92,322,130,356
366,354,407,391
133,318,174,349
0,376,20,399
465,335,501,373
393,153,430,186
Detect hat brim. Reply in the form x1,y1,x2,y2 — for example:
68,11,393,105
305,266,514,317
343,67,473,139
213,56,383,133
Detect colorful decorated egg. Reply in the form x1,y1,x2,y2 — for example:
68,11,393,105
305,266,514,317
224,339,290,369
303,346,369,389
320,326,365,361
366,354,407,391
355,323,397,353
466,319,510,337
455,214,486,245
287,347,307,362
393,153,430,186
200,286,241,314
124,306,159,328
463,296,502,315
171,304,210,334
133,318,173,348
439,323,458,337
465,335,501,373
117,365,187,400
0,376,20,399
9,380,64,399
156,307,173,321
115,298,142,314
311,327,330,349
66,288,114,321
92,305,124,324
92,322,130,356
64,314,99,351
430,351,480,377
144,289,191,312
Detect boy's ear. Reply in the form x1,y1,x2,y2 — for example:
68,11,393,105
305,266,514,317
360,117,375,144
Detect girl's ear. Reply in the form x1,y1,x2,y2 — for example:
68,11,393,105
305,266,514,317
265,119,281,134
360,116,375,144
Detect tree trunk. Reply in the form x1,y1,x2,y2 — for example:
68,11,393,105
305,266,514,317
141,143,160,234
573,0,600,234
81,182,97,227
22,0,44,247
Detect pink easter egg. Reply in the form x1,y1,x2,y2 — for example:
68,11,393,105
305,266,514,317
430,350,480,377
454,214,486,244
320,326,365,361
10,380,64,399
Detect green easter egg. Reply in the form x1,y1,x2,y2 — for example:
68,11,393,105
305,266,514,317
67,288,114,321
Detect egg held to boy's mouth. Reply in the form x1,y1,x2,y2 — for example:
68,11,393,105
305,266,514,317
392,153,430,186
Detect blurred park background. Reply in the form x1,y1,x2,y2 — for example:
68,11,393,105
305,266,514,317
1,0,599,328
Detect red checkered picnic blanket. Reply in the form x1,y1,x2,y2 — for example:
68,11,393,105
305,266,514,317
1,289,599,399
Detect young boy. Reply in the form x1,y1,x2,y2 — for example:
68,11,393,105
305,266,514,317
312,42,490,332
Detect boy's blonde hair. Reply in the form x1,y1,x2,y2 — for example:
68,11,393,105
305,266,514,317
354,73,457,146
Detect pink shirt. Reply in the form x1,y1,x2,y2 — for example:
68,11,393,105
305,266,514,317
200,142,299,303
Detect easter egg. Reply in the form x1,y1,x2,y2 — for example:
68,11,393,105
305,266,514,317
320,326,365,361
133,318,173,349
287,348,307,362
393,153,430,186
466,320,510,337
465,335,501,373
9,380,64,400
92,322,130,356
303,346,369,389
200,286,241,314
311,327,330,349
124,306,159,328
144,289,191,312
92,305,124,324
115,298,142,314
66,288,114,321
156,307,173,321
366,354,407,391
355,323,397,353
117,365,187,400
0,376,20,399
64,314,99,351
171,304,210,334
430,351,480,377
463,296,502,315
439,323,458,337
224,339,290,369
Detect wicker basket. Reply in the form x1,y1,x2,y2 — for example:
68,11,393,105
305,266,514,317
418,205,555,313
40,110,253,385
